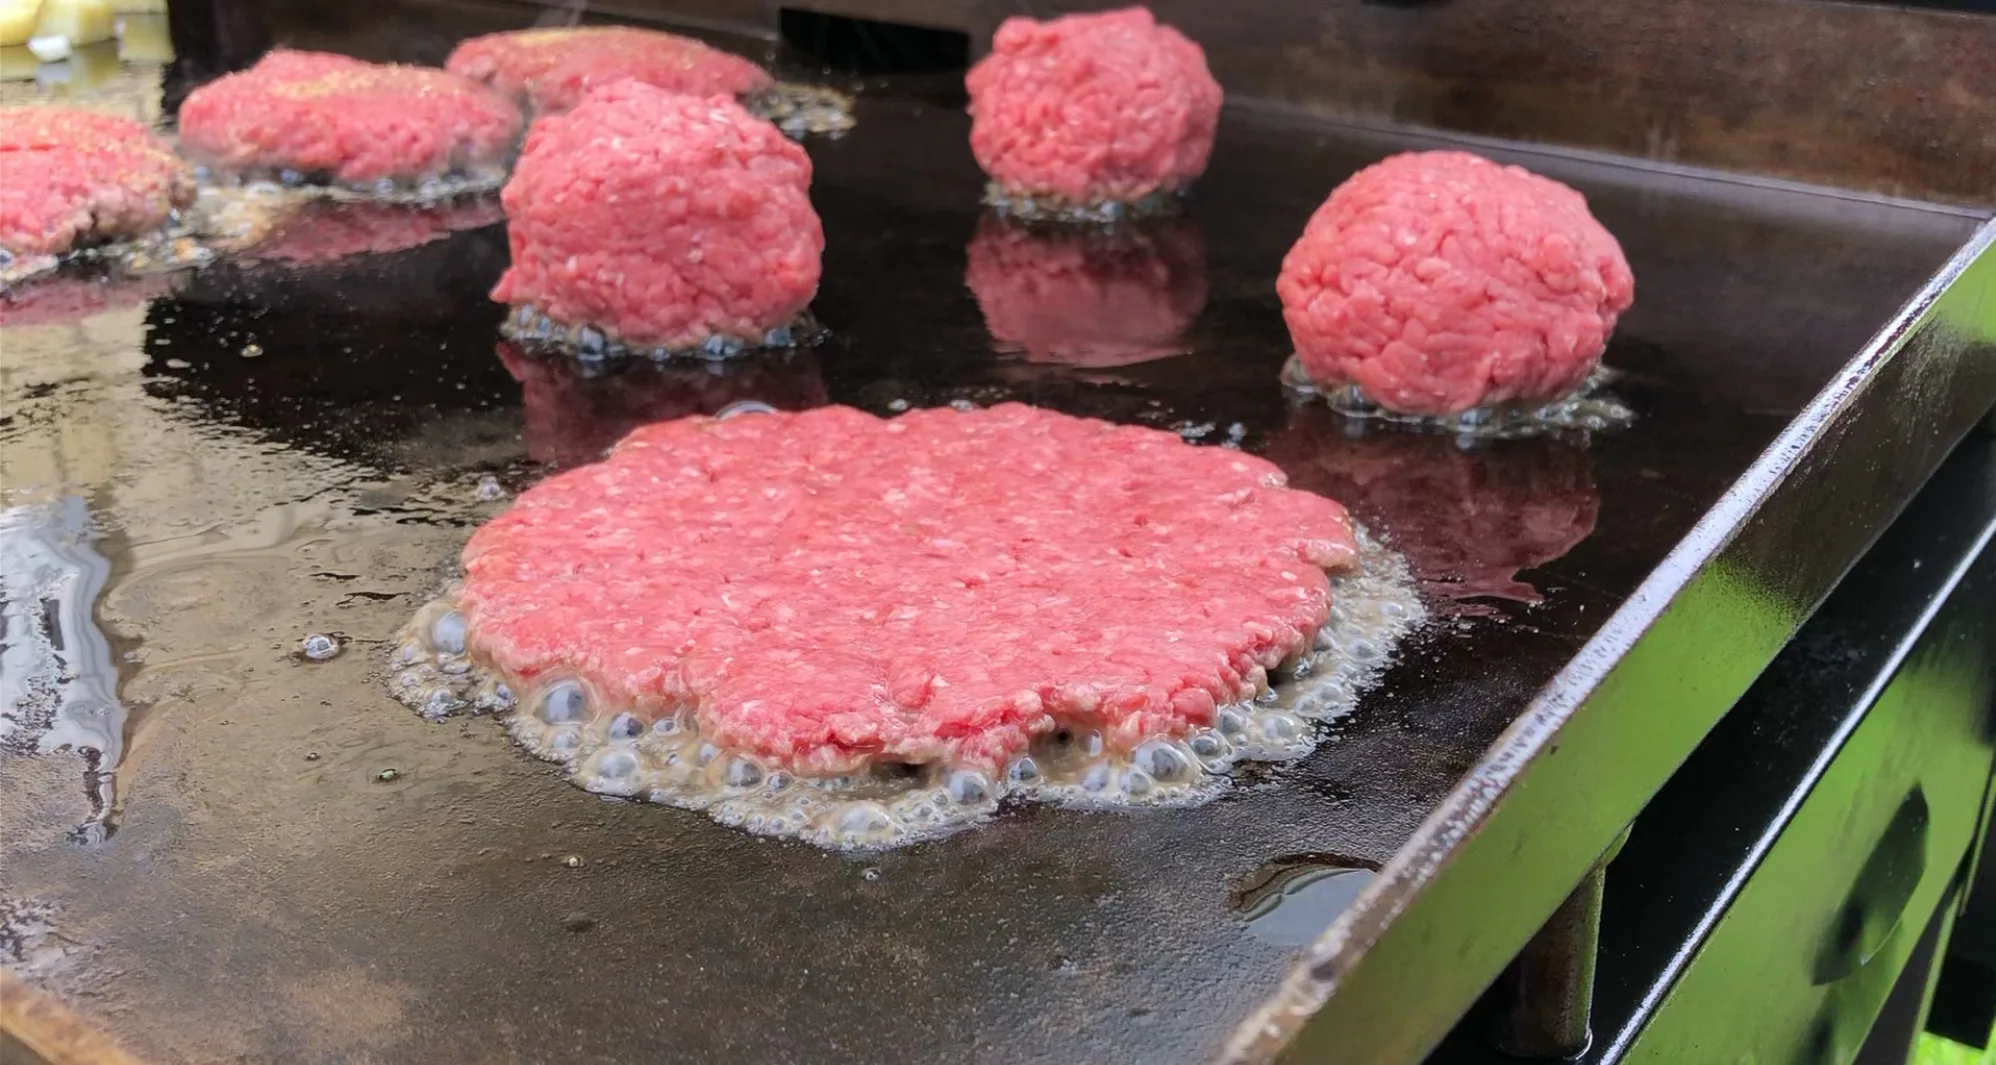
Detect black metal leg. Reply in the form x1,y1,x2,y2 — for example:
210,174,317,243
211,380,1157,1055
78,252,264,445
1492,829,1632,1059
1492,866,1605,1058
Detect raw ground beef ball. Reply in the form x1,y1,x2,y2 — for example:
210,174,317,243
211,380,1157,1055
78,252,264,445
490,81,823,352
1278,150,1634,416
965,214,1205,367
0,107,194,262
1268,404,1598,606
176,50,523,187
498,341,827,470
445,26,772,115
965,7,1221,208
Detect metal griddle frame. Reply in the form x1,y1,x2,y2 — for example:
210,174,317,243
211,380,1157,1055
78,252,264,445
9,0,1996,1062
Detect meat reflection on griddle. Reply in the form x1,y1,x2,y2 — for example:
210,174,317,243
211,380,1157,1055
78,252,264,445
499,342,830,471
0,268,183,328
964,213,1206,369
242,197,506,266
1266,405,1599,606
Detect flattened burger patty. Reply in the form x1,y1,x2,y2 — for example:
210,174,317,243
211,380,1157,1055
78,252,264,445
0,107,194,261
456,403,1358,773
176,50,523,187
445,26,772,115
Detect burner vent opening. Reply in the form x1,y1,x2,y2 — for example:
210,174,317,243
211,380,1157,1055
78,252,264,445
777,9,970,74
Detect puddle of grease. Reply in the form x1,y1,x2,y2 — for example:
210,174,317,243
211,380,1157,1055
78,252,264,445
0,497,128,842
1230,855,1380,949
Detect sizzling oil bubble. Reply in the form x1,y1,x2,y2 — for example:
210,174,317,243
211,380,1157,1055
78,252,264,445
746,84,858,139
984,183,1188,226
194,163,512,205
1285,357,1636,440
430,612,467,655
501,303,826,365
385,530,1423,850
715,400,778,420
539,682,587,725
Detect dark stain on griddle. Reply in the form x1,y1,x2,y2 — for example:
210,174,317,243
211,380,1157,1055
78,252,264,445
1,69,1983,1065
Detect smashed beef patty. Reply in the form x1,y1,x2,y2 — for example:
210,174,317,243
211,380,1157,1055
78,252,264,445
445,26,772,115
457,403,1358,773
176,50,523,188
0,107,194,262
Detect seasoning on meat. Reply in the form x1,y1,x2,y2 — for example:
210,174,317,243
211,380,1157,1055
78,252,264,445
491,81,824,359
965,6,1222,221
176,50,523,193
966,214,1206,368
1278,150,1635,420
445,25,772,115
0,107,194,277
498,341,828,471
390,403,1422,849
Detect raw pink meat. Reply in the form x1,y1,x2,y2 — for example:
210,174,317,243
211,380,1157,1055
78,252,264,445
445,26,772,114
965,7,1221,205
1278,151,1634,416
176,50,523,185
457,404,1358,773
0,108,193,258
490,81,822,350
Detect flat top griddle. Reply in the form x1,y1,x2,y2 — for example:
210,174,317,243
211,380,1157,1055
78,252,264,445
1,53,1989,1065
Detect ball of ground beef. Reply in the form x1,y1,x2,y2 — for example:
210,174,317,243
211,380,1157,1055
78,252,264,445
177,50,523,186
490,81,823,352
965,214,1205,367
0,107,194,261
1277,151,1634,416
965,7,1221,207
446,26,772,115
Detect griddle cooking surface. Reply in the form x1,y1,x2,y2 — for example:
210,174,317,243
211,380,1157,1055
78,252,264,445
1,84,1981,1065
